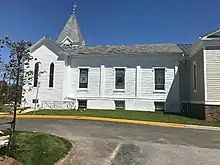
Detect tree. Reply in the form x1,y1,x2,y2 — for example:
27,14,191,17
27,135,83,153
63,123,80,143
0,36,33,132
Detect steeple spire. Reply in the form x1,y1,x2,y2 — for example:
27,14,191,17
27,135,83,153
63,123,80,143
72,2,77,13
56,3,85,46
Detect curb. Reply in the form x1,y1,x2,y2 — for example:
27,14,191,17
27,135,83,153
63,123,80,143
0,114,219,131
0,114,185,128
55,142,75,165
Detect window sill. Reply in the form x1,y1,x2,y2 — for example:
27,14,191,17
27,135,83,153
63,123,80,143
77,88,88,92
153,90,166,94
113,89,125,93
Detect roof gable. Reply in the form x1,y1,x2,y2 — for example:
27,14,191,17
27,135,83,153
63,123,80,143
201,28,220,39
29,37,65,55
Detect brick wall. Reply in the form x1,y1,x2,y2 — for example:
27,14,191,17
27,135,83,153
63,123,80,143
205,105,220,122
181,103,220,121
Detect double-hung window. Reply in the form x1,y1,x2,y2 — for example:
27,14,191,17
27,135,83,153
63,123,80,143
115,68,125,90
79,68,88,89
154,68,165,90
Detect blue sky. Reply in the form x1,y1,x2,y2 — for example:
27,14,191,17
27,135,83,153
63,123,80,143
0,0,220,48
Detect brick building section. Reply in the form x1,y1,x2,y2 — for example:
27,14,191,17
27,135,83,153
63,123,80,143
183,103,220,121
205,105,220,122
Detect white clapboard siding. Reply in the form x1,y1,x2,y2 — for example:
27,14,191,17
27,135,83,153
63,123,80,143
24,45,65,107
87,99,115,110
67,55,180,111
104,68,136,98
206,50,220,101
140,68,175,99
24,50,180,111
70,67,100,98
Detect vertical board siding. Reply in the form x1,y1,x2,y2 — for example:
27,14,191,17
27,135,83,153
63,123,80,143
206,50,220,101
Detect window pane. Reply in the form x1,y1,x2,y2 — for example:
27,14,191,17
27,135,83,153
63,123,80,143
155,68,165,90
155,84,164,90
79,69,88,88
78,100,87,109
115,100,125,110
34,63,39,87
154,102,165,112
193,64,197,91
115,68,125,89
49,63,54,87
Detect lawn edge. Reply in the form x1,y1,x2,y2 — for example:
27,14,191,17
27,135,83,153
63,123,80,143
1,114,220,131
55,142,74,165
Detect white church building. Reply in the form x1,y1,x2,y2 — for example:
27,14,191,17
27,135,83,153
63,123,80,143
23,8,220,121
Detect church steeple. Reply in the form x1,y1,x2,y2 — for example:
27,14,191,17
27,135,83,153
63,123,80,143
57,4,85,46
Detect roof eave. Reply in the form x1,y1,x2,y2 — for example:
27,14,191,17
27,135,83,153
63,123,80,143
65,51,182,57
29,36,66,55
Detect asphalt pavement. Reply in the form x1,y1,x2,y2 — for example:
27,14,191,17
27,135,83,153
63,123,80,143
0,118,220,165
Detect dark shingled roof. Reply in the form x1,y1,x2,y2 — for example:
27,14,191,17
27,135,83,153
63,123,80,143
177,44,192,53
56,11,84,45
63,44,183,55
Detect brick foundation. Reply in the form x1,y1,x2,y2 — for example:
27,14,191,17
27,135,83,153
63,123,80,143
181,103,220,121
205,105,220,122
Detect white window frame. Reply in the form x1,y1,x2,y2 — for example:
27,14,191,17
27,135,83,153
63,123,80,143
153,67,167,93
193,61,197,93
77,66,90,91
113,67,127,92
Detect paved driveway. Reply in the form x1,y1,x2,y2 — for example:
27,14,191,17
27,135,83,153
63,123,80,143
1,118,220,165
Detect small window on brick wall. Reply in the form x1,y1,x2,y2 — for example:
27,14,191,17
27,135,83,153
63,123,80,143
115,100,125,110
154,102,165,112
78,100,87,109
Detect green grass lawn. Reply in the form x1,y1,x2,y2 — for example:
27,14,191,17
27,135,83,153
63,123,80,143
26,109,220,127
0,105,24,113
9,132,72,165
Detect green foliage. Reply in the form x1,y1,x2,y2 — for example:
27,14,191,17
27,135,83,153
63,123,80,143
0,36,33,109
9,132,72,165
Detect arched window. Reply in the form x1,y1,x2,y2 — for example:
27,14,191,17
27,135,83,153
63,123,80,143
33,62,39,87
49,63,54,87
